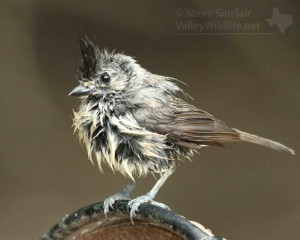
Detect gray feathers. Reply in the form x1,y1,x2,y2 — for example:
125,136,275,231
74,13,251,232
71,38,294,180
234,129,295,155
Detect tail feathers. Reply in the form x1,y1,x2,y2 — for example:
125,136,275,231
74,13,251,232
233,128,295,155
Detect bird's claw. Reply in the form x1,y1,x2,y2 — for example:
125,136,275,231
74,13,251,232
150,200,171,211
103,192,131,218
127,193,154,224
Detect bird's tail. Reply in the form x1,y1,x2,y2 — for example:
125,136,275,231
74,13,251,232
233,128,295,155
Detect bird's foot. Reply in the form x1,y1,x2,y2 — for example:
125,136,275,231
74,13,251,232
127,193,155,224
150,200,171,211
103,192,131,218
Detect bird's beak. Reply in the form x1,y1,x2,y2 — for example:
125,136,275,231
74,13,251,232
68,85,91,96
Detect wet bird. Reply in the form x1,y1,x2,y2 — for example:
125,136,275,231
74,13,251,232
69,38,295,222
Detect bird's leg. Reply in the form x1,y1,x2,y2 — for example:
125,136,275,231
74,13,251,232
103,180,138,218
128,167,175,223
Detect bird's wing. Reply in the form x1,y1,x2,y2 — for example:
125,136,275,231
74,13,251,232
132,97,240,149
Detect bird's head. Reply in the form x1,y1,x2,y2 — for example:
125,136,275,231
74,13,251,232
69,38,144,99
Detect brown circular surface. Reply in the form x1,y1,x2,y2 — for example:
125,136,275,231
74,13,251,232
72,217,182,240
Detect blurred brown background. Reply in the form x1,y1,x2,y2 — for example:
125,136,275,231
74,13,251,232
1,1,299,239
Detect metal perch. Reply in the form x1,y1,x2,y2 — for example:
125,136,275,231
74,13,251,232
40,200,225,240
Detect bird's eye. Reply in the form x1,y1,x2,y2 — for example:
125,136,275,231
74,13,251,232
100,73,111,84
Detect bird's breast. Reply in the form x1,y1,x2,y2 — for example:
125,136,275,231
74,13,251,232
73,102,180,179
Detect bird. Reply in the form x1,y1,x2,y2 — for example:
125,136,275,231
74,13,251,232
69,37,295,223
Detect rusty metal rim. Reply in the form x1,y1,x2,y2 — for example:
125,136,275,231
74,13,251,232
40,200,224,240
